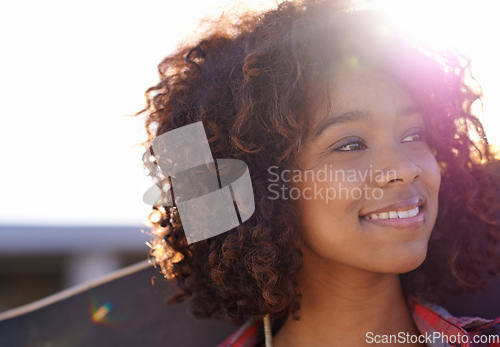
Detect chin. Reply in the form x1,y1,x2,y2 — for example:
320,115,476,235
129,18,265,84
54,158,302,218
366,241,429,275
389,247,428,274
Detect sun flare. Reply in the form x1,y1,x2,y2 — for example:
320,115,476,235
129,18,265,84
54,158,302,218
376,0,500,146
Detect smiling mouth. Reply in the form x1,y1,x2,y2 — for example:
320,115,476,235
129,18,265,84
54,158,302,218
359,197,426,229
365,206,420,220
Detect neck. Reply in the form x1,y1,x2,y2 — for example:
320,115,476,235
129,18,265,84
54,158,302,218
273,257,423,346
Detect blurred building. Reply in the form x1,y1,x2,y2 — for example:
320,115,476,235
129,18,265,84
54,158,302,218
0,225,149,312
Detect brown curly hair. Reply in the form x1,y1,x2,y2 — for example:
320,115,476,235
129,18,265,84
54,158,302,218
137,0,500,325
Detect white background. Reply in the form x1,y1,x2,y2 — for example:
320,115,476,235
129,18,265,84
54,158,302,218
0,0,498,226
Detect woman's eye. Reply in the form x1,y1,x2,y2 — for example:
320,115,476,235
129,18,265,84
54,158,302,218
402,130,425,143
332,139,367,152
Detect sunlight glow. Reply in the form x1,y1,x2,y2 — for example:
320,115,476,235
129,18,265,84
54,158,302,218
377,0,500,145
377,1,471,50
0,0,498,226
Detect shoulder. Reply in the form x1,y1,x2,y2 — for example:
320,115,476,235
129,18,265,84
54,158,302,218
217,299,500,347
217,318,262,347
408,297,500,346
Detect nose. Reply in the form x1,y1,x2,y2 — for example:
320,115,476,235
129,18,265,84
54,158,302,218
373,148,422,188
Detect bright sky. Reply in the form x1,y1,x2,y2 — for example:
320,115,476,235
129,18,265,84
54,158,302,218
0,0,498,226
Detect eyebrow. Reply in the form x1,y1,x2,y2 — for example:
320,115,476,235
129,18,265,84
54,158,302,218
312,105,421,140
312,110,370,140
399,105,421,117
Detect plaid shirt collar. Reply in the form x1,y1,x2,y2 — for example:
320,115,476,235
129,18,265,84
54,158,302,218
407,297,500,347
218,298,500,347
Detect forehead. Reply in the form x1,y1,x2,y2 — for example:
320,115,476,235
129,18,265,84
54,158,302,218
328,61,415,114
303,61,420,142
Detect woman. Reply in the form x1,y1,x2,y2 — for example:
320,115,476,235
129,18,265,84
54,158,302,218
138,0,500,345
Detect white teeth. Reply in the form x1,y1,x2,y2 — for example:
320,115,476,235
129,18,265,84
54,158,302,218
397,211,409,218
367,206,419,220
379,212,389,219
408,207,418,218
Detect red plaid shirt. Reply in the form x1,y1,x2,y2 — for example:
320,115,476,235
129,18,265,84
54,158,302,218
218,298,500,347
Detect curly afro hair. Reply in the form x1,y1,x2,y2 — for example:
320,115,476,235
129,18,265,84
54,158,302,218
136,0,500,325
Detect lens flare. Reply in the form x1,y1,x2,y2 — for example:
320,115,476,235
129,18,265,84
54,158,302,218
90,295,114,326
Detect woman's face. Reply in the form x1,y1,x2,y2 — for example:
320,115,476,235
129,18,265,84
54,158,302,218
293,62,441,275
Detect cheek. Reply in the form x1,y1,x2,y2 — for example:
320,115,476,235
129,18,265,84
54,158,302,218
411,146,441,190
423,153,441,193
419,152,441,223
291,182,343,243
